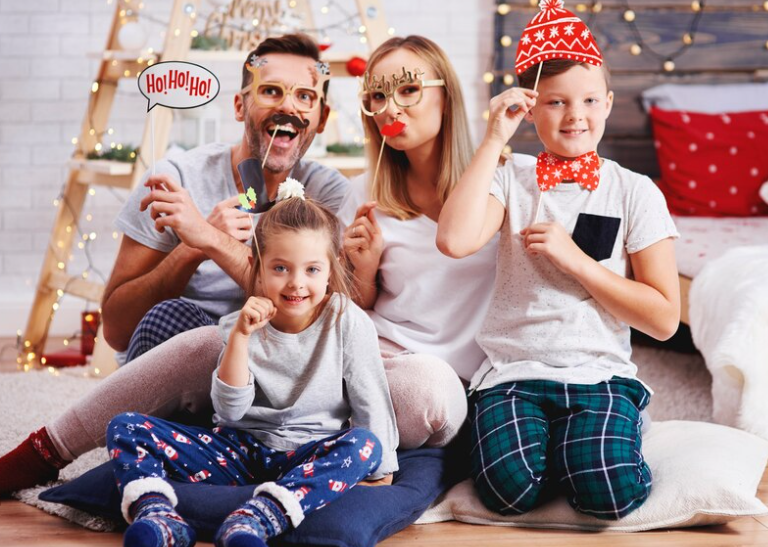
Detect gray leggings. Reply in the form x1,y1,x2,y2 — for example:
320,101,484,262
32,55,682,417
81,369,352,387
49,326,468,460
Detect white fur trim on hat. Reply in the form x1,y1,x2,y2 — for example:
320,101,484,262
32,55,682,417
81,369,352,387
121,477,178,523
253,481,305,528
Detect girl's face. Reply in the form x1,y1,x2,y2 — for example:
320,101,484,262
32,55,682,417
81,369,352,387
368,49,445,156
259,228,332,333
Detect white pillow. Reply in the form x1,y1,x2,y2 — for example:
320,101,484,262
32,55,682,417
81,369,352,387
641,83,768,114
416,421,768,531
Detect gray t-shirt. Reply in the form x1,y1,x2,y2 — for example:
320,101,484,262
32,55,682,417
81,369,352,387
212,294,399,479
114,142,349,320
471,158,679,391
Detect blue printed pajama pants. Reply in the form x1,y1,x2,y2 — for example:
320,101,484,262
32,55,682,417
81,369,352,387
470,377,652,520
106,412,382,523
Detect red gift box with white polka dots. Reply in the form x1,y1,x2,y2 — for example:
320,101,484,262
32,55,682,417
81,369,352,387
649,107,768,217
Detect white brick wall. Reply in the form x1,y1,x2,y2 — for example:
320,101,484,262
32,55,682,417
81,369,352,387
0,0,495,336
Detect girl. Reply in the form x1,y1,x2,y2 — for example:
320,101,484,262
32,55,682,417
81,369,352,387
106,183,399,547
338,35,509,448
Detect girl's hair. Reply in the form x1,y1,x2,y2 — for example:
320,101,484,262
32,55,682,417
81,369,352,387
246,197,356,317
362,35,473,220
517,59,611,90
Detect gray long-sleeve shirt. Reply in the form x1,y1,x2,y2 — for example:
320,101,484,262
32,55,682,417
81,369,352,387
212,294,399,479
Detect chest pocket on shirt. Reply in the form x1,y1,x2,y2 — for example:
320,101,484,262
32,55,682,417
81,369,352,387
571,213,621,262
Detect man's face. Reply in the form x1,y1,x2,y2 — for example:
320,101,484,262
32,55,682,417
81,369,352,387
236,53,329,175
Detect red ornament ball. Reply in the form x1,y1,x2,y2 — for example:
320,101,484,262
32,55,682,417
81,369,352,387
346,56,367,77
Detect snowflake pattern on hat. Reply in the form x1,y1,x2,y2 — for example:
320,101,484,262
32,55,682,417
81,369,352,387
515,0,603,75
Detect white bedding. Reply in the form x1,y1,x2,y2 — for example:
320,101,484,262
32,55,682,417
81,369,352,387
672,215,768,278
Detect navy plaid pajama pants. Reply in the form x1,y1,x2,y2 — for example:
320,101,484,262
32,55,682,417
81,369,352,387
125,299,217,363
107,412,382,517
470,377,652,520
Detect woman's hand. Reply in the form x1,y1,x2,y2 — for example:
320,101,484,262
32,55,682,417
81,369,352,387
344,201,384,277
234,296,276,337
484,87,538,148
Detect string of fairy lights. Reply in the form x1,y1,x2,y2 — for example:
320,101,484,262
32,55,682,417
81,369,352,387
16,0,390,372
488,0,768,96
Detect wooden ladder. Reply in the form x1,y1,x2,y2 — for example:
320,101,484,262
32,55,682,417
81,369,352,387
21,0,198,374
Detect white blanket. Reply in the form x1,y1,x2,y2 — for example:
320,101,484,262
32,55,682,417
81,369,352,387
689,245,768,440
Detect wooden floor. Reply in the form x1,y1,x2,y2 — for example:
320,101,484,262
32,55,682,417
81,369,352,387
1,338,767,546
0,466,766,546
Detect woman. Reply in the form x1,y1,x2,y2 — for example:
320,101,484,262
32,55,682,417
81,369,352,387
338,35,500,448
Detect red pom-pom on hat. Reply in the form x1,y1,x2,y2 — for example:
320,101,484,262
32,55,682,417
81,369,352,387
515,0,602,75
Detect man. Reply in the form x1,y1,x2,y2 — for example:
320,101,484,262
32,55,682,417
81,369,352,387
101,33,348,362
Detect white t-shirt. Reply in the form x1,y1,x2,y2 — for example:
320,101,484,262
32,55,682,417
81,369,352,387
471,157,679,391
337,174,499,381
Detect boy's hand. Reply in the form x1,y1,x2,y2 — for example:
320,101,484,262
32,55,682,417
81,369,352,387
484,87,538,148
520,222,588,276
344,201,384,277
235,296,276,336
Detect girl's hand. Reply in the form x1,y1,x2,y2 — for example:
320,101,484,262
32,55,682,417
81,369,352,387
484,87,538,148
520,222,589,276
235,296,276,337
344,201,384,276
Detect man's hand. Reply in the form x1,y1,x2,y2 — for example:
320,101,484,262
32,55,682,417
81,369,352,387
141,175,247,252
359,474,393,487
520,222,588,276
207,195,253,243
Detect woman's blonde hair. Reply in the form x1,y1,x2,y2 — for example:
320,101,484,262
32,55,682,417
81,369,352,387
362,35,473,220
246,198,356,319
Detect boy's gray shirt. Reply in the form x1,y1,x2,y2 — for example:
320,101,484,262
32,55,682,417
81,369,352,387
114,142,349,320
212,294,399,479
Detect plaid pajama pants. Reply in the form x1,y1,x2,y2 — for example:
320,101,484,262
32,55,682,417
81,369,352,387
107,413,382,517
470,377,652,520
125,299,217,363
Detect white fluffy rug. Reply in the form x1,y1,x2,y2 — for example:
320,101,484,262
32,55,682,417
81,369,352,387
0,343,712,531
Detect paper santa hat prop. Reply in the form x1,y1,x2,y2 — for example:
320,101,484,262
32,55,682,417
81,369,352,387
515,0,602,75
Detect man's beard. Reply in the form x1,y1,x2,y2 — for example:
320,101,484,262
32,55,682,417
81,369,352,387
245,114,316,174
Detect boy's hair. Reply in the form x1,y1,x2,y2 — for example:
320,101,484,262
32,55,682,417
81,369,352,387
362,35,473,221
246,197,356,316
517,59,611,90
240,33,329,103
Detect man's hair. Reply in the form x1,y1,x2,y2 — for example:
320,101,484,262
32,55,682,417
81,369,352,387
240,33,329,100
362,35,473,221
517,59,611,90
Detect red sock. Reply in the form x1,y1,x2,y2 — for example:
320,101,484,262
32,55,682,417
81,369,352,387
0,427,68,497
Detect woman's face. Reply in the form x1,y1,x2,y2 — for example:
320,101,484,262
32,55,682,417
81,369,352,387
366,49,446,156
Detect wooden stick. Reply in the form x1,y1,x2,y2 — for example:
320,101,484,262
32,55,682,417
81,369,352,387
532,62,544,94
150,108,156,176
262,126,279,169
372,136,386,194
533,190,544,225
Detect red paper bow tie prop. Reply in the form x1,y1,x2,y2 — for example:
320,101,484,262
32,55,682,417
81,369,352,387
536,151,600,191
515,0,603,75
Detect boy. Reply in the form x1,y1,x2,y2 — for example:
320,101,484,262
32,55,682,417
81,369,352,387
437,12,680,520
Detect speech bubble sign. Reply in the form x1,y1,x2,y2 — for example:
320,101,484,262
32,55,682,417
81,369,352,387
138,61,220,112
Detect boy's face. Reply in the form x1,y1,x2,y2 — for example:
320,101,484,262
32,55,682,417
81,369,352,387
525,64,613,161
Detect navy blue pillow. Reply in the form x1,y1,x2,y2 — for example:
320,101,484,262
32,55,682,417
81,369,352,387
40,447,464,546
